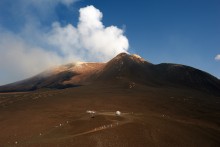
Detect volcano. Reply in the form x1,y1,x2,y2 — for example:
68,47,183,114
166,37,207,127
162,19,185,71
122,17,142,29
0,53,220,146
0,53,220,95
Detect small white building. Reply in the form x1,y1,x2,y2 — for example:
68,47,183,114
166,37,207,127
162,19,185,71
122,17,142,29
115,111,121,116
86,110,96,118
86,110,96,114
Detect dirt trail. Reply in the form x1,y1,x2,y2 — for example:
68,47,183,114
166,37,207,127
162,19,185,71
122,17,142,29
57,112,135,140
21,111,138,145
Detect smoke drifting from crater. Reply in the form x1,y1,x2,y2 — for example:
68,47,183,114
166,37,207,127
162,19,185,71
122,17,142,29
47,5,129,62
0,2,129,85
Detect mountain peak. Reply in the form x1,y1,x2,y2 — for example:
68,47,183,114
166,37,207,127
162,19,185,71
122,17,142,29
112,52,149,65
0,53,220,95
114,52,129,58
131,54,142,59
114,52,142,59
131,54,145,62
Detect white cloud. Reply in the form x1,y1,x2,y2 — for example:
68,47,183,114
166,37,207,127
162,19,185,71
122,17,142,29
20,0,77,9
79,5,104,29
0,5,129,85
0,31,63,82
0,0,78,34
215,54,220,61
47,5,129,61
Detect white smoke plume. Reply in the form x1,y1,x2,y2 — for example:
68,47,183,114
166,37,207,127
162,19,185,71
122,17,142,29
47,5,129,61
0,4,129,85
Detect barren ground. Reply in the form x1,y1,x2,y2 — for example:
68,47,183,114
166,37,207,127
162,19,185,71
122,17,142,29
0,83,220,147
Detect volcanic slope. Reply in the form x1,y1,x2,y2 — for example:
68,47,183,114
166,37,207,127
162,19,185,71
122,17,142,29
0,53,220,95
0,53,220,146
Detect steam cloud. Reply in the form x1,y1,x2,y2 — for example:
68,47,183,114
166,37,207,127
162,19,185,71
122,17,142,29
0,3,129,85
48,6,129,61
215,54,220,61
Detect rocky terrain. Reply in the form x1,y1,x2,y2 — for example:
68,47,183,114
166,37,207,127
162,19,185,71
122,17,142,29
0,53,220,146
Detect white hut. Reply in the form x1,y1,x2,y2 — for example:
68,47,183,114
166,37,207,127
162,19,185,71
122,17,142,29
115,111,121,116
86,110,96,118
86,110,96,114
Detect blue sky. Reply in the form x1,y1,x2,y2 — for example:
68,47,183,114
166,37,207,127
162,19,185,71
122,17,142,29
0,0,219,85
78,0,220,77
